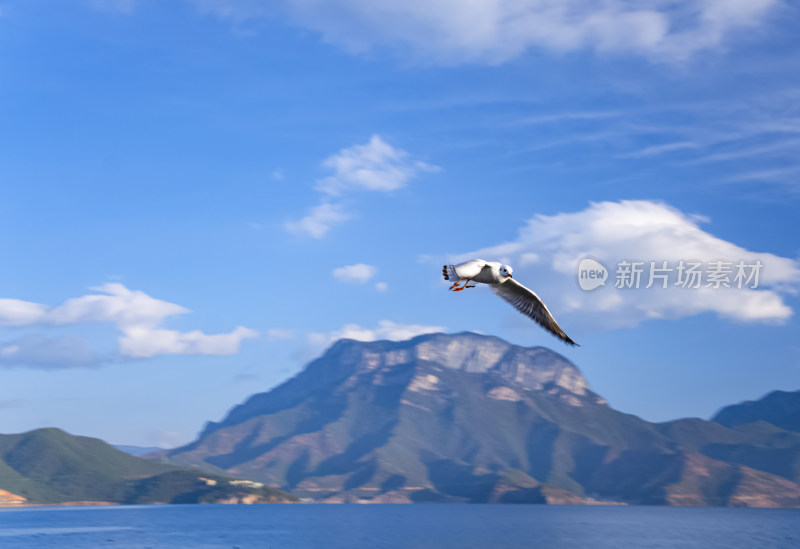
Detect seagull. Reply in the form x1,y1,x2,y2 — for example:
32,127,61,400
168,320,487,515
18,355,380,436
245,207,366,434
442,259,578,346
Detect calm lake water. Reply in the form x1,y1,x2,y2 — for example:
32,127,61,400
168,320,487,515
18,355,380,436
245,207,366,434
0,504,798,549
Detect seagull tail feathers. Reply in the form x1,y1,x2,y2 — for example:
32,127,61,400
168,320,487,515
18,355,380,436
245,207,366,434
442,265,458,282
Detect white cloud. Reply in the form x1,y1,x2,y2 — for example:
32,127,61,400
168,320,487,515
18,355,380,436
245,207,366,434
308,320,445,346
0,299,49,327
285,202,349,239
519,111,624,125
48,283,189,329
0,283,187,329
497,92,800,195
285,135,437,238
332,263,377,283
317,135,438,195
687,139,800,166
193,0,781,64
0,284,258,362
0,334,102,370
375,282,389,292
451,200,800,330
119,326,258,358
620,141,701,159
724,166,800,186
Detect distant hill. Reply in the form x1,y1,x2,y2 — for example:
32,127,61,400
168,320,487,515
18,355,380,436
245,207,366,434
114,444,166,457
0,428,296,505
712,390,800,433
153,332,800,507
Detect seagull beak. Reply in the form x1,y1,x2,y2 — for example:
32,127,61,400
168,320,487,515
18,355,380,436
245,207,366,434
508,274,512,278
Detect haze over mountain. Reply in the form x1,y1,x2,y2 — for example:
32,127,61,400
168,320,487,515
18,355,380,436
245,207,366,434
154,333,800,506
114,444,167,457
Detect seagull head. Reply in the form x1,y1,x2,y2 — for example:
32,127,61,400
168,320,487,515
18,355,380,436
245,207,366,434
500,264,513,280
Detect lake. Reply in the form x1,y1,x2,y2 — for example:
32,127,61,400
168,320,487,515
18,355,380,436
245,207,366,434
0,504,798,548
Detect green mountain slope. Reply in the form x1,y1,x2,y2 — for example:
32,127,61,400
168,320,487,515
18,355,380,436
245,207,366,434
156,332,800,507
0,428,296,505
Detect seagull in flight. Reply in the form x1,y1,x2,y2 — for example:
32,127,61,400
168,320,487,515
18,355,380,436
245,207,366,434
443,259,578,346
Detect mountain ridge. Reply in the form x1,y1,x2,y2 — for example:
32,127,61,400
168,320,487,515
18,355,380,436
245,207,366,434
712,390,800,433
0,427,297,505
200,332,600,438
154,332,800,506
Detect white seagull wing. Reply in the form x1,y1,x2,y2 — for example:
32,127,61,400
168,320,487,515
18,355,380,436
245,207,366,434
453,259,488,279
491,279,578,346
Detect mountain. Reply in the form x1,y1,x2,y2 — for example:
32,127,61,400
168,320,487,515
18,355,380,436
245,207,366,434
0,428,296,505
154,332,800,506
712,390,800,433
114,444,166,457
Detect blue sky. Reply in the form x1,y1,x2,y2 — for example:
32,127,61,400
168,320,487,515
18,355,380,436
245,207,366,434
0,1,798,447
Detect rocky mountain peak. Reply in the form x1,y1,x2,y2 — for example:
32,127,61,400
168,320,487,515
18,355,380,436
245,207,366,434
328,331,590,396
204,332,593,437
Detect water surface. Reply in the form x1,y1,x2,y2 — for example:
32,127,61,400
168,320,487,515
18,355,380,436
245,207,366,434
0,504,797,548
